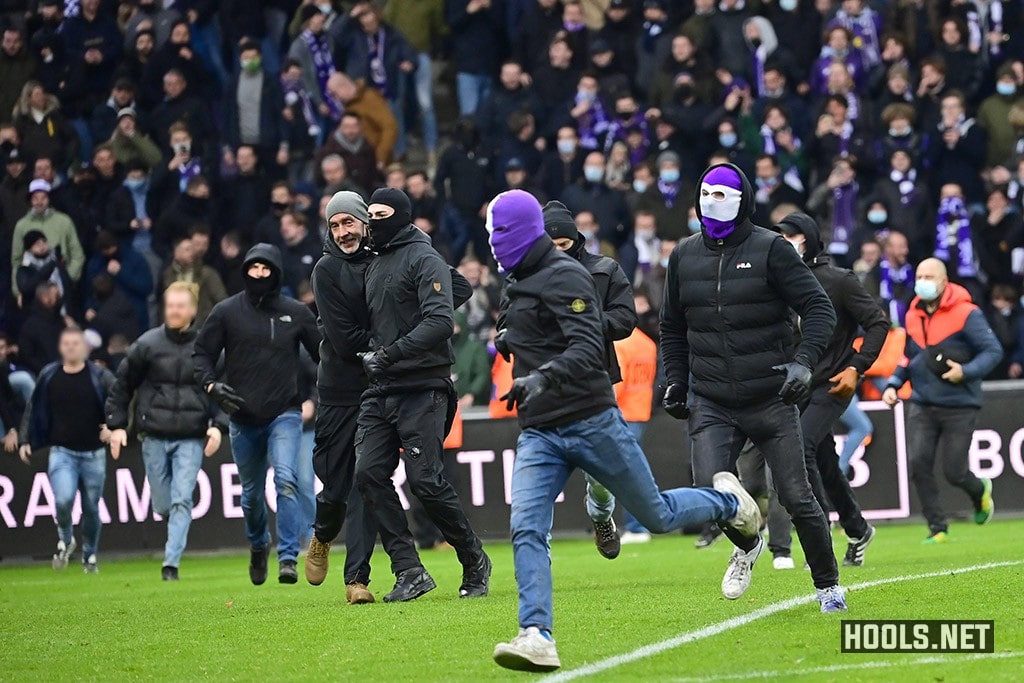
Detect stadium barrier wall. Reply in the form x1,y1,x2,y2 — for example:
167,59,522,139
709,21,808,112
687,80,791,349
2,387,1024,560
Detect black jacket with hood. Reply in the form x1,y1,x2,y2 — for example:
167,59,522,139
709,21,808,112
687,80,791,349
776,212,890,389
660,163,837,409
106,324,227,439
500,238,617,429
313,231,475,406
193,244,321,425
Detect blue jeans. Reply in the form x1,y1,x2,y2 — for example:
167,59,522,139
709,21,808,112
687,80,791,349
838,400,873,472
48,447,107,560
511,407,738,631
229,411,304,561
141,437,204,568
456,72,491,116
584,421,651,534
413,53,438,152
298,428,317,541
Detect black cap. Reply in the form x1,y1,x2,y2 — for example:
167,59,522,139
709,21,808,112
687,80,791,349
590,38,613,55
609,0,629,8
643,0,666,10
4,145,24,164
300,4,322,22
22,229,47,252
39,0,60,8
542,200,577,241
505,157,525,171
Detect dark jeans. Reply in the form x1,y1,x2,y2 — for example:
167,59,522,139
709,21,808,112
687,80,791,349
689,394,839,589
906,402,984,534
312,404,383,585
355,390,483,574
409,448,460,549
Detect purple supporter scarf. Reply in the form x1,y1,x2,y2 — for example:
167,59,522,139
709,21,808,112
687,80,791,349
658,179,680,208
934,196,976,278
991,1,1004,57
604,113,650,164
577,94,610,150
890,168,918,206
178,158,202,192
367,30,389,99
303,29,341,120
282,76,319,134
879,258,912,324
830,182,857,255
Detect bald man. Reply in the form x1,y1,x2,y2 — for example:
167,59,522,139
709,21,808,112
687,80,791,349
883,258,1003,543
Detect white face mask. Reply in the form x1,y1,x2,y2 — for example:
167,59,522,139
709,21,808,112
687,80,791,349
698,183,743,222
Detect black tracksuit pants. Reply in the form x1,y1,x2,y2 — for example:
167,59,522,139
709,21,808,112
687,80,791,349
689,393,840,589
312,404,383,585
355,389,483,574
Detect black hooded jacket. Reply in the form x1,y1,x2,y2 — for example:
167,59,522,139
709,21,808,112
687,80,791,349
777,212,890,388
193,244,321,425
106,325,227,439
660,163,837,408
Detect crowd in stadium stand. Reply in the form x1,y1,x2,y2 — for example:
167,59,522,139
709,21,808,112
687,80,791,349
3,0,1024,430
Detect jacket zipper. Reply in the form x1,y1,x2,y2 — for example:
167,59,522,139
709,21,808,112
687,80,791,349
716,248,725,314
270,316,276,342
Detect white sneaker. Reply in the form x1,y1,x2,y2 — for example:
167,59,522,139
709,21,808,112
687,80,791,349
713,471,762,538
620,531,652,545
52,537,76,571
721,535,765,599
772,555,795,570
494,627,561,672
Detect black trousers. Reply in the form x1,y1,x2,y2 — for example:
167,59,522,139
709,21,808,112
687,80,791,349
689,394,840,589
355,389,483,574
735,440,792,557
312,404,382,585
906,403,984,534
409,449,460,549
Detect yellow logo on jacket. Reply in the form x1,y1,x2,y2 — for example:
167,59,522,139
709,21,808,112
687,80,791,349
571,299,586,313
433,282,442,292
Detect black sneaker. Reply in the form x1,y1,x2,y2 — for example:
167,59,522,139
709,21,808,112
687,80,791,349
843,525,876,566
694,525,723,549
279,559,298,584
249,546,269,585
162,565,179,581
460,552,492,598
593,518,620,559
383,567,437,603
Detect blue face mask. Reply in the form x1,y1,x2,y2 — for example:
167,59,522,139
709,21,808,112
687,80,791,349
660,168,680,183
779,0,798,10
557,139,576,155
755,176,777,189
997,82,1017,97
660,257,670,267
867,210,887,225
584,166,604,183
719,132,737,148
914,279,940,302
633,179,649,194
687,217,702,233
124,177,147,191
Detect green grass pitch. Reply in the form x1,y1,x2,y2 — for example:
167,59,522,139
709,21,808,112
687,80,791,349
2,519,1022,682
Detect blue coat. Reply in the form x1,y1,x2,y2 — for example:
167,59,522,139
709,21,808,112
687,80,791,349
25,362,115,450
84,245,154,333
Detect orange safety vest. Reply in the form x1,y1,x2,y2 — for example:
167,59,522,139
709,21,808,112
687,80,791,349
853,327,912,399
489,353,517,419
613,328,658,422
444,404,464,449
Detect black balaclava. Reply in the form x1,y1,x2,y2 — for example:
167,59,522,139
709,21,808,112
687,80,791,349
542,200,584,258
244,262,279,299
368,187,412,250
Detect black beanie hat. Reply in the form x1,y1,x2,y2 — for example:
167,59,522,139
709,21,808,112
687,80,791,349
542,200,577,241
23,229,47,252
369,187,412,223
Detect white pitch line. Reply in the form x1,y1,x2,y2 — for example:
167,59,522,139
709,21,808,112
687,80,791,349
668,651,1024,682
545,559,1024,682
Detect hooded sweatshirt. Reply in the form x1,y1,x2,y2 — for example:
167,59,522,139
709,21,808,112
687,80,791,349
193,243,322,425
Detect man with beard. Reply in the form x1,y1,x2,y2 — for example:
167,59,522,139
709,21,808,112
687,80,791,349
355,188,489,602
660,163,845,612
193,244,321,585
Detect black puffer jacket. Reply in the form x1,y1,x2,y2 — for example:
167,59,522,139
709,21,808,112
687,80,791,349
194,244,321,425
577,250,636,384
777,212,890,388
501,239,617,428
660,163,836,408
106,325,226,439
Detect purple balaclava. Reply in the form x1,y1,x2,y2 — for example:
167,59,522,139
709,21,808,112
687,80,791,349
699,165,745,239
487,190,546,272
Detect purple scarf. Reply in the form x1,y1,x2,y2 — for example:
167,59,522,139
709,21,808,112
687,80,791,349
890,169,918,207
178,158,202,192
576,94,610,150
831,10,882,67
367,30,389,99
605,113,649,164
658,179,680,208
935,196,976,278
303,29,340,120
991,1,1004,57
282,75,319,136
829,182,857,256
879,258,913,324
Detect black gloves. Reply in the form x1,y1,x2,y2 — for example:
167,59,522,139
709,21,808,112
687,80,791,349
663,383,690,420
207,382,245,414
494,329,510,362
772,361,813,405
500,372,549,411
359,347,394,380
